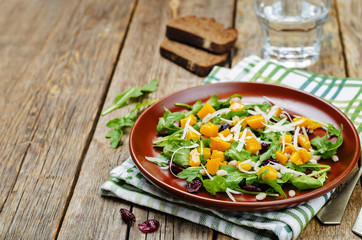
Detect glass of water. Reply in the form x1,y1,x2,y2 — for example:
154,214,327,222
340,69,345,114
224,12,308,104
254,0,331,68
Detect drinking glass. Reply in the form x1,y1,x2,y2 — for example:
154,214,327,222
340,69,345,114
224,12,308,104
254,0,331,68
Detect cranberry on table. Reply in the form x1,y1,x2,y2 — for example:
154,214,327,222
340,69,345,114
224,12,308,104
120,208,136,223
138,219,160,233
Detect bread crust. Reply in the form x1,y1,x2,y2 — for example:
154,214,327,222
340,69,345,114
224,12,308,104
166,15,238,54
160,39,228,77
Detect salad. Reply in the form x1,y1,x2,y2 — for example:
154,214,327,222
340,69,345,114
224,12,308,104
147,94,343,201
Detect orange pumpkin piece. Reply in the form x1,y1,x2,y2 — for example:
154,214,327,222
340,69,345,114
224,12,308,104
308,121,322,130
180,114,197,128
275,150,288,165
210,137,231,151
186,130,200,140
298,135,311,149
257,166,278,180
210,150,225,161
283,145,296,154
280,135,292,145
197,102,216,119
200,122,219,137
189,149,201,167
206,158,220,175
245,137,262,154
290,152,304,165
197,147,211,159
230,100,245,111
219,128,232,138
275,107,282,118
297,148,312,164
245,114,266,129
293,116,312,128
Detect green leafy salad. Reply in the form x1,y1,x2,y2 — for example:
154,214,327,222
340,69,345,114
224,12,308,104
147,94,343,201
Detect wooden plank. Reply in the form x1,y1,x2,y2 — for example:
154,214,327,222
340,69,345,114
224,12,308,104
0,0,136,238
336,0,362,77
57,0,235,239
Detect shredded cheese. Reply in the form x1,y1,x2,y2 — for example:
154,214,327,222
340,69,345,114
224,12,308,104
181,117,192,139
202,108,231,123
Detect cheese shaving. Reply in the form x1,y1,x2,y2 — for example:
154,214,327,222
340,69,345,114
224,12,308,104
202,108,231,123
181,117,192,139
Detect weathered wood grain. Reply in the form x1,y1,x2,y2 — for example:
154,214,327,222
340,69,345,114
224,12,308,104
0,0,136,239
336,0,362,78
57,0,235,239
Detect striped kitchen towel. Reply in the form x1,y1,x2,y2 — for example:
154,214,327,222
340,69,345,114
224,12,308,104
101,56,362,240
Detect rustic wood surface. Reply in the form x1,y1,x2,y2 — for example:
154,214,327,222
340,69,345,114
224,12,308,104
0,0,360,239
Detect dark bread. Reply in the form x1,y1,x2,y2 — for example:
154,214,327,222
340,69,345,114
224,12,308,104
160,38,228,77
166,15,238,54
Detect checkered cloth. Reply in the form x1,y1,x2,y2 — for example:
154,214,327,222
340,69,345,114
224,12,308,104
101,56,362,240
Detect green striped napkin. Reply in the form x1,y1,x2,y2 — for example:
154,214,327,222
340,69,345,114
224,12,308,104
101,56,362,240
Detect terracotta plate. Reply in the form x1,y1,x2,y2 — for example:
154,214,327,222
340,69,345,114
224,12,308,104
129,82,360,211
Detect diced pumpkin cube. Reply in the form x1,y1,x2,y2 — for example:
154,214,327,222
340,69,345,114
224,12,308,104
283,145,296,154
298,135,311,149
189,149,200,167
200,123,219,137
275,107,282,118
280,135,293,145
180,114,197,128
297,148,312,164
293,116,312,128
257,166,278,180
245,137,262,154
238,162,252,171
230,100,245,111
276,150,288,165
206,158,220,175
197,102,216,119
197,147,211,159
290,152,303,165
245,114,266,129
210,150,225,161
210,137,231,152
219,128,232,138
308,121,322,130
219,161,227,166
186,130,200,140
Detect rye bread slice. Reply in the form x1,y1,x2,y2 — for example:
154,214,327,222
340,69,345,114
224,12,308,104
166,15,237,54
160,38,227,77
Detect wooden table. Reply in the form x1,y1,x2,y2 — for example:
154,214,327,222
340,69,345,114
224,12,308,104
1,0,361,239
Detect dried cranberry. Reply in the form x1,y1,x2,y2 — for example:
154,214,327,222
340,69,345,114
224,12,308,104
259,142,269,154
138,219,159,233
120,208,136,224
261,158,280,166
186,179,203,193
290,128,309,136
169,162,184,175
270,118,278,123
219,123,230,132
243,185,262,192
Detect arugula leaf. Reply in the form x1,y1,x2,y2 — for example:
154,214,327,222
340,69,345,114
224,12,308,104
225,142,252,161
203,176,227,195
163,141,192,168
245,103,271,112
220,166,246,189
156,107,185,134
290,172,327,190
105,128,123,149
258,143,278,162
258,169,287,198
206,94,242,110
311,124,343,159
102,78,158,115
177,167,203,182
105,99,158,148
140,78,158,92
220,110,249,120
